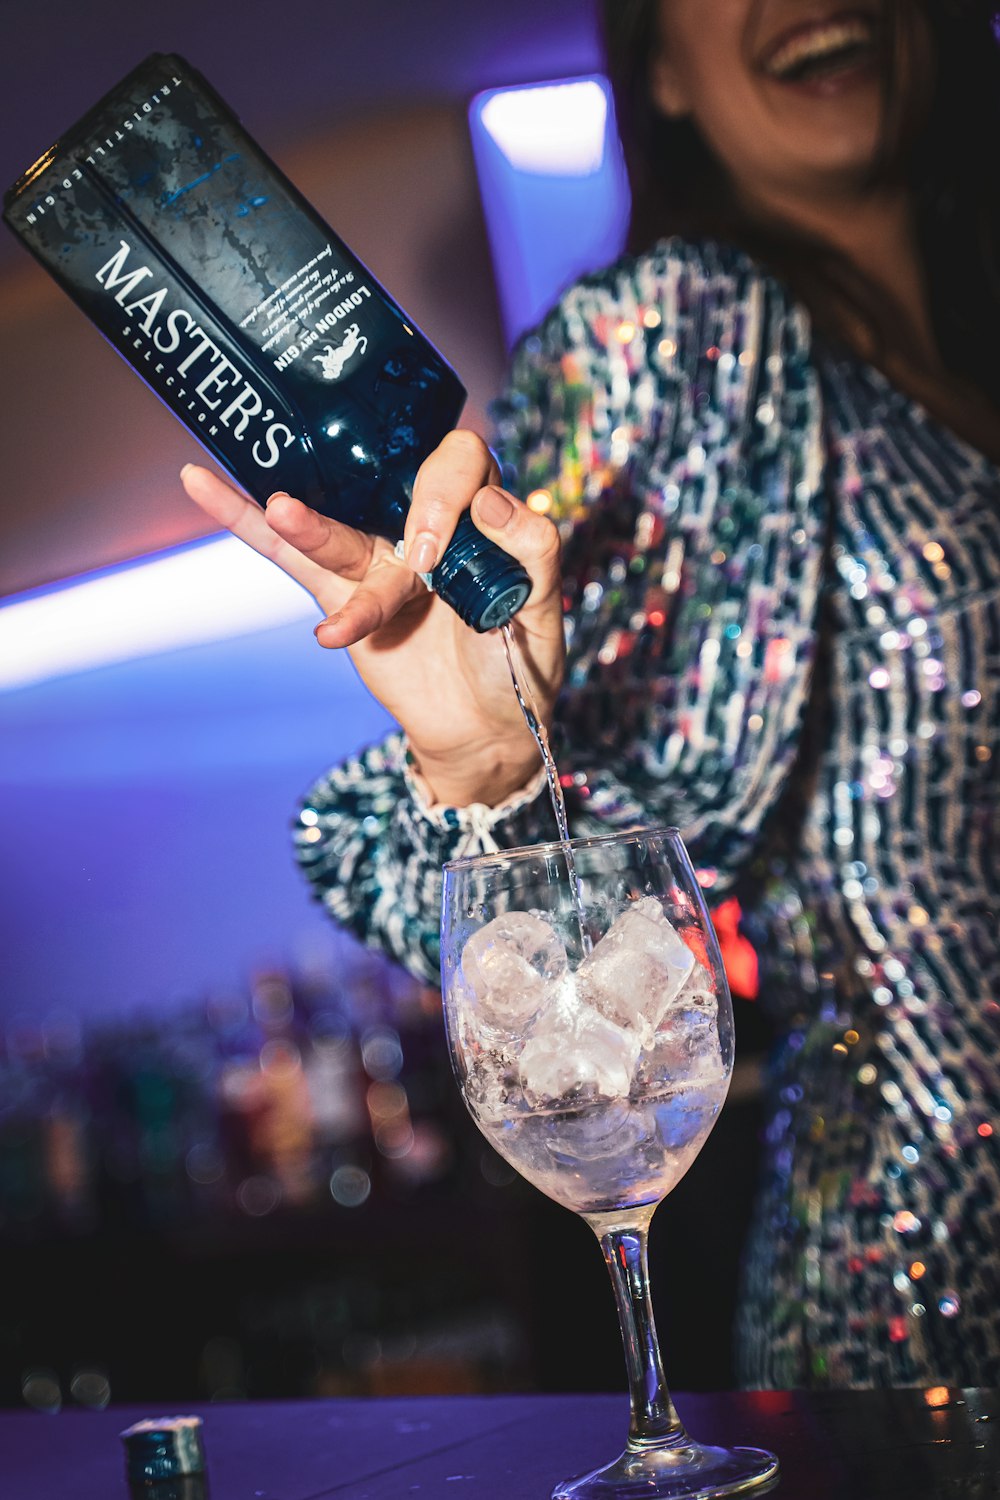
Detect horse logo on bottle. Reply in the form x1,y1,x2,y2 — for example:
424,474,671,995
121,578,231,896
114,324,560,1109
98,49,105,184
312,323,368,380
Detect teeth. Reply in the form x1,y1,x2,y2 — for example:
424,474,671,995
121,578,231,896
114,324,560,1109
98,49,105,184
764,17,875,79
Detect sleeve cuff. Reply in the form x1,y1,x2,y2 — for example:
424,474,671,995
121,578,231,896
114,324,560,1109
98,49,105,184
402,742,550,857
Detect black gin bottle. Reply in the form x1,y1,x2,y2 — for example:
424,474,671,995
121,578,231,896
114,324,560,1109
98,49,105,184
3,53,530,632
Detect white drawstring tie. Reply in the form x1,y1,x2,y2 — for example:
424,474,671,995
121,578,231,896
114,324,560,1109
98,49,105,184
454,803,502,857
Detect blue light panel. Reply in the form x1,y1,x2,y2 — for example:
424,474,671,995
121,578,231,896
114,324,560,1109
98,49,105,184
468,75,630,347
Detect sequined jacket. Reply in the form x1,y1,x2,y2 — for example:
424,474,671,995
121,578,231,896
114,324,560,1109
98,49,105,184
296,235,1000,1388
295,237,827,979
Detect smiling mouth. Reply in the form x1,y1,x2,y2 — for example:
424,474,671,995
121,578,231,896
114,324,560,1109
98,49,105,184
761,13,880,84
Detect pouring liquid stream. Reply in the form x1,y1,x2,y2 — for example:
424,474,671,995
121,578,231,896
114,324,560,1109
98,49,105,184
499,622,591,954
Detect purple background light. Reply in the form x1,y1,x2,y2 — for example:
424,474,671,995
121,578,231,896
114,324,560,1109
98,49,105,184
0,618,395,1022
469,77,630,345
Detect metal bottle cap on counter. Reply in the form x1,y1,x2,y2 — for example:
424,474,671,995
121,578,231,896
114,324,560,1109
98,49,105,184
120,1415,205,1484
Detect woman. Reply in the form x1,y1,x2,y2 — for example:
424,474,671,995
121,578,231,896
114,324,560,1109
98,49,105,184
182,0,1000,1387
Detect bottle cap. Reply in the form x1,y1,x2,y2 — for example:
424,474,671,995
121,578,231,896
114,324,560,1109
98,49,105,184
431,512,531,632
120,1416,206,1483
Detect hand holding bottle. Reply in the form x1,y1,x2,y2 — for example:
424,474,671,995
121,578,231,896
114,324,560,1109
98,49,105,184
181,429,566,808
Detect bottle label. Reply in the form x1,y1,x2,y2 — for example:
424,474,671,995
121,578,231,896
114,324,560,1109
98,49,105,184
3,52,466,533
93,234,297,470
238,247,375,380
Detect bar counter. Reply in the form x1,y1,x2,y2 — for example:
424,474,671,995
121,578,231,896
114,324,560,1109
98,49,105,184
3,1387,999,1499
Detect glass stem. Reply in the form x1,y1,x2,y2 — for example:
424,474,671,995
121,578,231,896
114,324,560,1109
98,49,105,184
599,1222,687,1448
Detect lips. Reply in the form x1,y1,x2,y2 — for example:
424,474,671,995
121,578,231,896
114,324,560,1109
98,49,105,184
760,10,880,84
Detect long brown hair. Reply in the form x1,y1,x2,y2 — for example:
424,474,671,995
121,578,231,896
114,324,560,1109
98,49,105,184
600,0,1000,402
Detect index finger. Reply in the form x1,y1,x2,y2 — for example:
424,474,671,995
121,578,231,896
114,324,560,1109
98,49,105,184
179,463,347,610
403,429,501,574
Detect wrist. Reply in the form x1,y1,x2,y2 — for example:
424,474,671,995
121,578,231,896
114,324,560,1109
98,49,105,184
405,735,543,809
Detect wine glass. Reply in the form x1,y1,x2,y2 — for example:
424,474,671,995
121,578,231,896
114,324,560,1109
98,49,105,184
440,826,778,1500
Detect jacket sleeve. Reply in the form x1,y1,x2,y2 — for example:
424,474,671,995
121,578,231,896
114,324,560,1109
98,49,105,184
294,238,828,982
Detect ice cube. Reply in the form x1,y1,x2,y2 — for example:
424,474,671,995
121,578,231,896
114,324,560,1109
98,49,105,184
676,960,719,1010
576,896,695,1047
461,911,567,1031
543,1098,649,1163
634,988,726,1091
462,1036,521,1123
518,990,642,1108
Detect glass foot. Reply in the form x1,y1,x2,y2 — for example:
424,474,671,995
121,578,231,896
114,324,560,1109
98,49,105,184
552,1437,779,1500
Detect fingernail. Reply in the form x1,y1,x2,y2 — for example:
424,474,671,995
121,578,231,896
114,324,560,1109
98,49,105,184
409,533,439,573
314,612,341,637
476,488,514,528
180,463,192,480
265,491,290,508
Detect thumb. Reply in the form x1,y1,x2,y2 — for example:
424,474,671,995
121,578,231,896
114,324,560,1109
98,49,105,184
470,486,562,611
